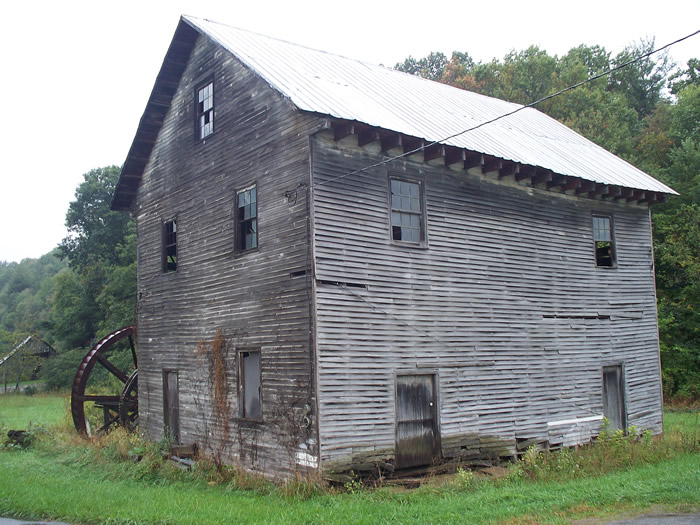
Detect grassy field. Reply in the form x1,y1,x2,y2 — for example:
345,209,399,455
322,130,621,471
0,392,68,428
0,395,697,524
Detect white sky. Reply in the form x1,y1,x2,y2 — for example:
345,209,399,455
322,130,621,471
1,0,698,263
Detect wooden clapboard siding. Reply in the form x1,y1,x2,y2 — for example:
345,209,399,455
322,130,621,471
134,34,324,477
310,131,662,471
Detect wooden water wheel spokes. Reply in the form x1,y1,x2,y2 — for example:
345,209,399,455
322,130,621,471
71,326,138,436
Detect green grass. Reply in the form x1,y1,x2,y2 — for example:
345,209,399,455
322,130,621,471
665,408,700,436
0,405,697,524
0,392,68,428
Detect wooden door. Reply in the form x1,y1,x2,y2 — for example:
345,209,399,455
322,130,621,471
395,374,439,469
603,366,626,432
163,370,180,443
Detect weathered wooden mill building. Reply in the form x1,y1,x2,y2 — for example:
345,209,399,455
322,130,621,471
112,15,675,479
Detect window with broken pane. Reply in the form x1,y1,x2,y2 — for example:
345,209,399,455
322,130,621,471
236,185,257,252
593,215,615,267
390,177,424,243
163,219,177,273
196,81,214,139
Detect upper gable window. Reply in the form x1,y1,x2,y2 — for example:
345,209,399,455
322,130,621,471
196,80,214,140
593,215,616,267
163,218,177,273
390,177,425,244
236,185,258,252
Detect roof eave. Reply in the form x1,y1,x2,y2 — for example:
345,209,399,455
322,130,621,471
325,118,677,205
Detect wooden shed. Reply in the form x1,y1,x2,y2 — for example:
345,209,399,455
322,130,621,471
112,15,676,479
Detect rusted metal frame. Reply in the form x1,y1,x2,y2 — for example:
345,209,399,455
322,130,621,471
129,335,138,368
71,326,138,436
96,353,130,384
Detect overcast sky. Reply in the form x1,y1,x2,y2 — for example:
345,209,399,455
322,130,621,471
1,0,698,263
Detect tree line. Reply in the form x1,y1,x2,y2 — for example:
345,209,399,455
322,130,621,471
397,41,699,400
0,40,697,399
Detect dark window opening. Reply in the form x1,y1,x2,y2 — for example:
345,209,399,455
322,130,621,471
163,370,180,443
390,177,424,243
236,186,257,251
163,219,177,273
197,81,214,139
317,279,367,289
593,215,615,267
239,350,261,420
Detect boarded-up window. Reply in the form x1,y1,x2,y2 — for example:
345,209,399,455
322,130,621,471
162,219,177,273
196,80,214,139
239,350,261,419
603,365,626,432
163,370,180,443
593,215,615,267
236,186,258,252
390,177,425,243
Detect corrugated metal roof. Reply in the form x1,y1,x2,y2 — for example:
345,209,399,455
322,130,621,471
183,15,675,195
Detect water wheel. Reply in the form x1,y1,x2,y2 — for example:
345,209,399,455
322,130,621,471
71,326,138,436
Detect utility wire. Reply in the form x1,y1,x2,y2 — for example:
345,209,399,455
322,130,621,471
318,29,699,346
314,29,700,189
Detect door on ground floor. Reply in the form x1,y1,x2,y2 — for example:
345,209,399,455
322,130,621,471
395,374,440,469
603,365,626,432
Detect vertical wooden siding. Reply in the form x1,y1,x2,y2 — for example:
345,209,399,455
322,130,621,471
134,35,324,477
310,132,663,471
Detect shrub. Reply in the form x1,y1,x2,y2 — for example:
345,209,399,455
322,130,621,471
23,385,36,396
453,467,476,489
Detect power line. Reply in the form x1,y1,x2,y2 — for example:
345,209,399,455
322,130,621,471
314,29,700,189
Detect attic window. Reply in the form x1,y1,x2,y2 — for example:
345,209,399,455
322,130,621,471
593,215,615,267
162,219,177,273
196,81,214,139
390,176,425,244
236,185,258,252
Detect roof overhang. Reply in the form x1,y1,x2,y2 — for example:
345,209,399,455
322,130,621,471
112,15,676,212
328,119,670,205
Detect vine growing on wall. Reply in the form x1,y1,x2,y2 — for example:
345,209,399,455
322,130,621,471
196,328,232,468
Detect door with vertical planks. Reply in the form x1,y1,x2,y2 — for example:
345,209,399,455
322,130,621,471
163,370,180,443
395,374,439,469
